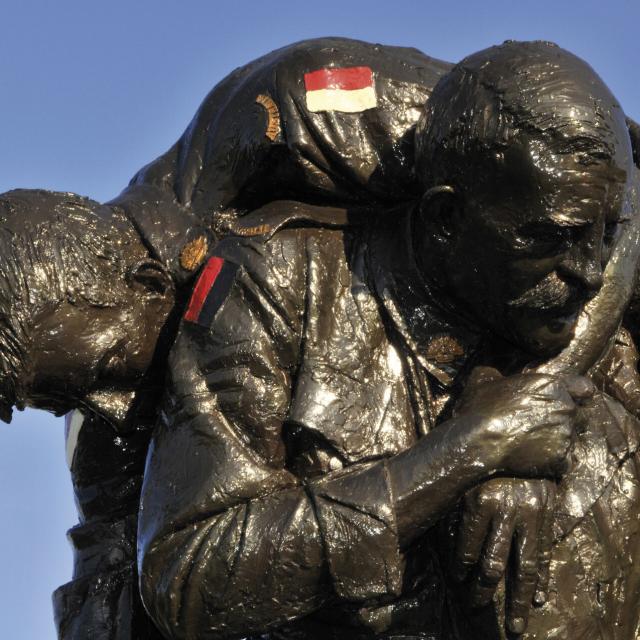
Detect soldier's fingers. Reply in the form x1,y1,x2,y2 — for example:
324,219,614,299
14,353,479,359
561,375,596,402
602,396,630,459
453,490,495,582
506,511,542,635
472,511,516,608
618,404,640,452
534,481,556,606
466,366,504,387
456,367,504,411
602,395,636,458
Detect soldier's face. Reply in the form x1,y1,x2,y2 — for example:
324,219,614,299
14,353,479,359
448,135,631,357
20,271,172,417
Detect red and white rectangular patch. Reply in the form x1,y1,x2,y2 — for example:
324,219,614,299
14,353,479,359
304,66,377,113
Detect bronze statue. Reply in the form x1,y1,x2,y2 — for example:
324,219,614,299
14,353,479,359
136,41,640,639
1,38,639,640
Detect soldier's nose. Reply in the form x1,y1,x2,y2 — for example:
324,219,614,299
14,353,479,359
557,257,604,296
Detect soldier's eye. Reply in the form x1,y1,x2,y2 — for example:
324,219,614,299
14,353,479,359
518,222,572,254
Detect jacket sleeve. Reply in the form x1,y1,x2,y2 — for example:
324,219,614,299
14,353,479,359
137,231,403,640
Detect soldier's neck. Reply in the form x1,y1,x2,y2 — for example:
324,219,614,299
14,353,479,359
367,204,482,355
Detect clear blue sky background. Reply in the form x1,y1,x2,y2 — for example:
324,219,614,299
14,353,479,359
0,0,637,637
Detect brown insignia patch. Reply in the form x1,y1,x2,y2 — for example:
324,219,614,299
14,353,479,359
256,94,281,141
426,335,465,364
180,235,209,271
232,223,272,237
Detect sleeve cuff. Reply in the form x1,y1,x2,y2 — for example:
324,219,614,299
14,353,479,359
308,460,403,601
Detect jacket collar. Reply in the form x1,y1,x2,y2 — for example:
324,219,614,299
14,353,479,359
366,204,481,389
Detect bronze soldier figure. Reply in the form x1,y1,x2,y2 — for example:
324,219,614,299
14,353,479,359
49,38,460,640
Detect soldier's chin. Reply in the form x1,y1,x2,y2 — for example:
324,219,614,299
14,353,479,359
507,308,580,358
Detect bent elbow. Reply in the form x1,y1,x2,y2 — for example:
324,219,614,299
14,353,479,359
139,534,252,640
139,541,189,640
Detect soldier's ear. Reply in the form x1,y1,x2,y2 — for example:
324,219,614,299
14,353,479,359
418,185,459,239
127,259,174,298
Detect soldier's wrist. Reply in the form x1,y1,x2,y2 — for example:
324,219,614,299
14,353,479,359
388,415,497,545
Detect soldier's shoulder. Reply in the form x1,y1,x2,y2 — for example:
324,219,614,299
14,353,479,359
183,202,353,332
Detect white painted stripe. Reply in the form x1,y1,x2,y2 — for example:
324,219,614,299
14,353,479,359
306,86,377,113
65,410,85,469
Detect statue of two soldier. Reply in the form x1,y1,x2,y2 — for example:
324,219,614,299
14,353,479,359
1,38,640,639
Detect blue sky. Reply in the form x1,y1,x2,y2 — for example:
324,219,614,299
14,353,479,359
0,0,638,637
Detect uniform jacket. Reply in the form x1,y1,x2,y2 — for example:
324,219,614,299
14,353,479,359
138,202,476,640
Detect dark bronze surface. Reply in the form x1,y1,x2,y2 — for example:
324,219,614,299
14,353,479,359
0,38,639,639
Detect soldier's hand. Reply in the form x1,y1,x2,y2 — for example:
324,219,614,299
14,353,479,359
455,367,595,478
591,327,640,455
453,477,555,637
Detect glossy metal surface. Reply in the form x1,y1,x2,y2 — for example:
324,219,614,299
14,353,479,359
0,38,638,640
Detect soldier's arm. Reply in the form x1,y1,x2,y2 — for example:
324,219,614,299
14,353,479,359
138,231,409,638
137,230,578,640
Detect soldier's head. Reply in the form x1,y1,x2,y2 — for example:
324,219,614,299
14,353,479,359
414,40,635,357
0,190,174,423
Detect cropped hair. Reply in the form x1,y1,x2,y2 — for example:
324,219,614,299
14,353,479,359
0,190,144,420
415,40,632,192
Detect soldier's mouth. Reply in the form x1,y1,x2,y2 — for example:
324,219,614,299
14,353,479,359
529,292,587,337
